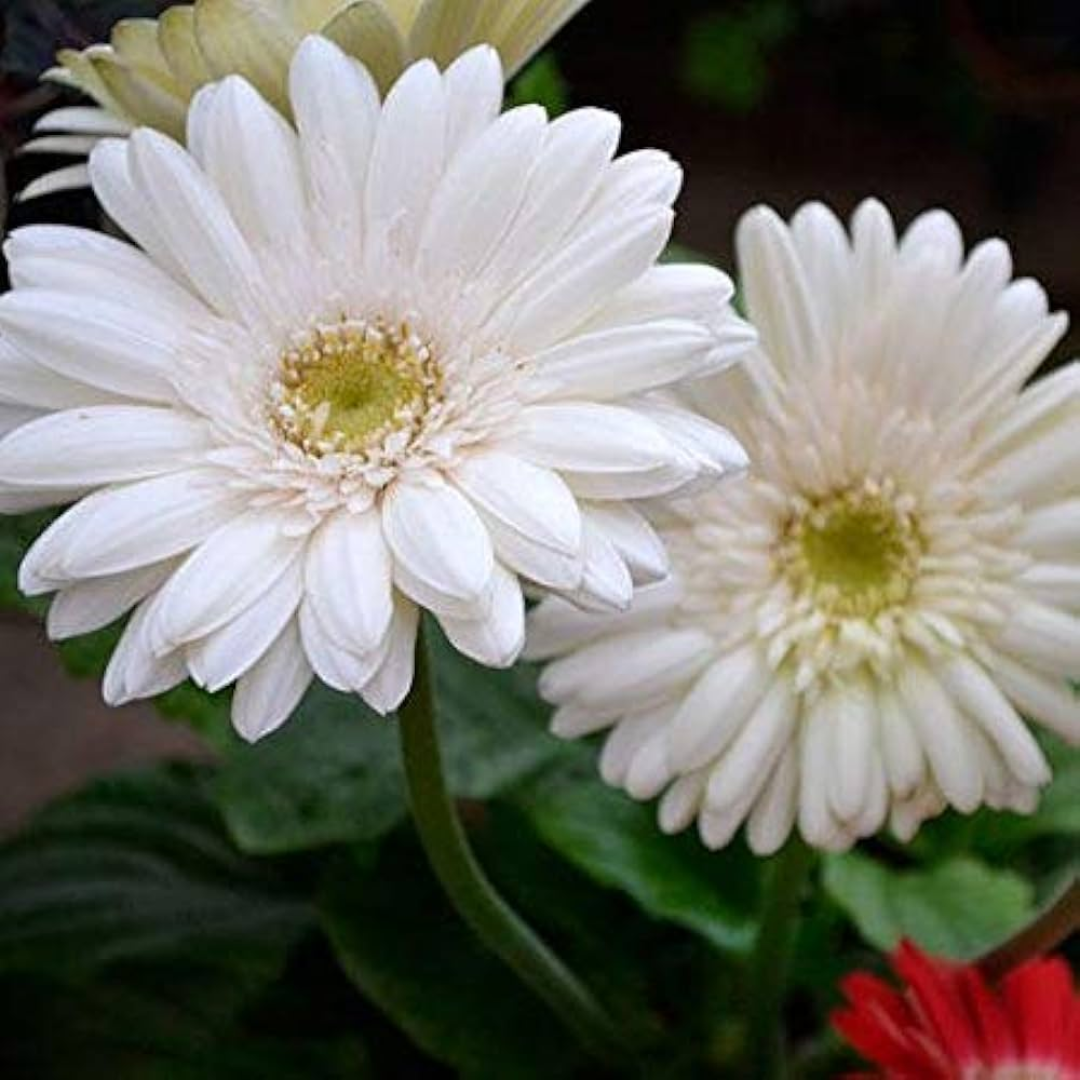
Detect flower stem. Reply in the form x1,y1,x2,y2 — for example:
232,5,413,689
396,627,626,1069
743,840,815,1079
979,876,1080,982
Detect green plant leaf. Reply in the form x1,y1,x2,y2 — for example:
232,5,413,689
515,762,760,954
210,626,564,855
320,838,585,1079
0,764,311,976
823,852,1035,960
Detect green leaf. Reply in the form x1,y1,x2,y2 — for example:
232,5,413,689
211,626,563,856
209,685,409,856
823,852,1035,960
319,839,584,1079
0,764,311,976
515,762,759,954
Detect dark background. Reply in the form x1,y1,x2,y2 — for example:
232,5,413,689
1,0,1079,827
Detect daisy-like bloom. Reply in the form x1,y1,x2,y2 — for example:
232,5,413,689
833,940,1080,1079
528,199,1080,854
0,39,752,741
21,0,589,200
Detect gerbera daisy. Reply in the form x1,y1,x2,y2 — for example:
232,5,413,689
528,199,1080,853
833,939,1080,1079
21,0,590,200
0,38,752,741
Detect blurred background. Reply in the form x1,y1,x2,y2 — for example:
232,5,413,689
2,0,1080,829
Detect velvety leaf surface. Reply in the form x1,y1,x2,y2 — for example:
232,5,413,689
320,839,585,1080
822,852,1035,960
211,627,563,855
0,764,311,975
515,762,760,954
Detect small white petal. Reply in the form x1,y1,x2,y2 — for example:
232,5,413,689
439,563,525,669
360,597,420,714
232,621,313,743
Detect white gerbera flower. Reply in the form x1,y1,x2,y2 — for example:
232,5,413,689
528,199,1080,854
21,0,590,200
0,39,753,742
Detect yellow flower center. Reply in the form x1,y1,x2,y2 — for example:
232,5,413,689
781,483,922,618
270,319,441,458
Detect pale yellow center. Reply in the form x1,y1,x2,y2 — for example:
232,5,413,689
781,485,922,618
271,319,441,458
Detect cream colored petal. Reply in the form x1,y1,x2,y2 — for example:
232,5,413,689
194,0,299,112
408,0,484,67
90,54,188,139
111,18,178,84
157,7,213,98
54,48,126,116
322,1,408,92
381,0,424,31
483,0,589,77
284,0,352,32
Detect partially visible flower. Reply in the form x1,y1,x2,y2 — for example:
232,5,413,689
21,0,591,200
0,39,752,741
832,940,1080,1079
528,200,1080,855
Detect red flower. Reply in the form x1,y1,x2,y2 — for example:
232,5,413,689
832,940,1080,1079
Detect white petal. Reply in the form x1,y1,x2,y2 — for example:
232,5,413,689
17,163,92,202
530,319,718,401
124,130,271,326
102,591,186,706
232,620,313,743
992,599,1080,676
418,104,547,285
0,403,43,436
538,627,713,713
151,510,309,650
306,509,394,656
977,645,1080,745
705,678,798,814
442,45,503,159
34,105,131,136
599,704,672,789
827,678,876,823
6,224,210,321
383,475,495,613
1014,498,1080,560
896,660,984,812
877,684,925,798
290,35,379,274
736,205,829,376
491,204,673,354
365,59,446,270
583,264,735,333
298,601,384,693
570,518,633,611
668,643,770,773
47,561,175,640
658,770,708,835
0,290,180,403
439,563,525,668
937,654,1050,787
359,597,419,714
186,76,312,317
582,502,667,586
187,562,303,692
746,744,799,856
0,405,209,489
19,469,244,590
0,337,115,412
524,577,681,660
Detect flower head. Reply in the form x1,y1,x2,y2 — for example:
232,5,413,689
528,199,1080,854
23,0,591,199
833,940,1080,1079
0,39,751,741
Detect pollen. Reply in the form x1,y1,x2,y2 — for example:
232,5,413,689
780,480,923,619
269,319,442,459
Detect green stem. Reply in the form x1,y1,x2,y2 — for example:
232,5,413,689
397,628,626,1069
743,840,815,1080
